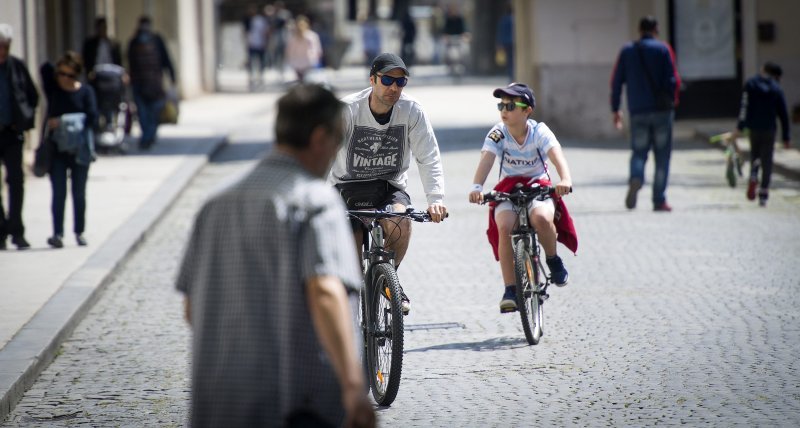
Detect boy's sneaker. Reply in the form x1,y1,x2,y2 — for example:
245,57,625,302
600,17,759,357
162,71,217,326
547,255,569,287
499,286,517,313
746,178,758,200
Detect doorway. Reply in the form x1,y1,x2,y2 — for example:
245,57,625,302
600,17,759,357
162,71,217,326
669,0,742,119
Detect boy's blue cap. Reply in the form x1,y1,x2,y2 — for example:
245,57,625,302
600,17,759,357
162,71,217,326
493,83,535,108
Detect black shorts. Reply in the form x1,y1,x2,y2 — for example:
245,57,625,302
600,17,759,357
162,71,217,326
335,180,411,210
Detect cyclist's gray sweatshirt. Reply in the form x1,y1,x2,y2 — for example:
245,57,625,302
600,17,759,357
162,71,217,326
328,88,445,206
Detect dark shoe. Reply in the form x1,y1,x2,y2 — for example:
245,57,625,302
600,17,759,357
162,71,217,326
76,234,88,246
758,189,768,207
47,235,64,249
0,236,6,250
625,178,642,209
746,178,757,201
499,285,518,313
11,235,31,250
653,202,672,212
546,256,569,287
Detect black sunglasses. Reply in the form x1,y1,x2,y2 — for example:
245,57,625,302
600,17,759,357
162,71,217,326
377,74,408,87
57,70,78,80
497,101,529,112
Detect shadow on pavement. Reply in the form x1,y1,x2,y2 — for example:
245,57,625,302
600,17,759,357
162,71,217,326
211,141,270,163
404,336,529,353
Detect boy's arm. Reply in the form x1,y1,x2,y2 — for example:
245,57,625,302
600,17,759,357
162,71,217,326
468,151,496,203
547,145,573,197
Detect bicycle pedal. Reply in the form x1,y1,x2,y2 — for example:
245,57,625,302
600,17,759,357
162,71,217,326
540,293,549,301
500,307,518,314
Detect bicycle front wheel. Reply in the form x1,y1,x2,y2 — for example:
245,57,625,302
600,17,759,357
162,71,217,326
366,263,404,406
514,239,544,345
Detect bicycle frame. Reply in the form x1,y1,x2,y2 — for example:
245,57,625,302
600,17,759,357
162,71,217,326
509,200,549,294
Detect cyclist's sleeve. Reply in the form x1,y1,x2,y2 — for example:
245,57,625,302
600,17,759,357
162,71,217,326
408,103,445,205
481,124,505,157
299,187,362,293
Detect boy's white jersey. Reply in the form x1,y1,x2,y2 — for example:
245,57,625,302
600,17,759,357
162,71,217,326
481,119,560,180
329,87,444,205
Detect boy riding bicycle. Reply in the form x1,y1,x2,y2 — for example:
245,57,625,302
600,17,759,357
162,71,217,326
468,83,575,313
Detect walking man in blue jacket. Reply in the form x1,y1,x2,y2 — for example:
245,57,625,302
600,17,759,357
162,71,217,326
733,62,790,207
610,16,680,212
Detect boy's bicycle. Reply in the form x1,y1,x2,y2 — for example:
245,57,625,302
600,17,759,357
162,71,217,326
482,183,563,345
347,207,441,406
709,131,745,187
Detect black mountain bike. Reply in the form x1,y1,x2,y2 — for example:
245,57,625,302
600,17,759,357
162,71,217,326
347,207,439,406
483,183,563,345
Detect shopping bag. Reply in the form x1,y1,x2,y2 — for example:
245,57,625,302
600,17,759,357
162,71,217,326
160,88,180,124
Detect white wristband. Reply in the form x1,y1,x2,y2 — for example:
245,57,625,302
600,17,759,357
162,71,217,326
471,184,483,193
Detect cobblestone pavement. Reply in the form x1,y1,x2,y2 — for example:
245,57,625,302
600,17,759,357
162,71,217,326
4,96,800,426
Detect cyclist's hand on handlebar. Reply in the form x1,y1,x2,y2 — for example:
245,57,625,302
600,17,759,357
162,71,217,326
468,190,483,204
427,202,447,223
554,180,573,197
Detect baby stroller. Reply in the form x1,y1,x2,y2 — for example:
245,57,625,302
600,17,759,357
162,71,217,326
91,64,131,153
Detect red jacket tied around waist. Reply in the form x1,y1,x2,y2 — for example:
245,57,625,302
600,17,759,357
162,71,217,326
486,176,578,261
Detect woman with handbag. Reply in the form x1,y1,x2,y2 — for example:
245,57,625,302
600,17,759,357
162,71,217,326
40,51,97,248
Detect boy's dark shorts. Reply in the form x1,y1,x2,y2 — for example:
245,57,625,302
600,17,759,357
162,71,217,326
336,180,412,231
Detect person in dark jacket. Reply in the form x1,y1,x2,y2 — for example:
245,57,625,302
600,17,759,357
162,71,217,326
734,62,791,206
41,52,98,248
127,16,175,150
81,16,123,75
610,16,680,212
0,23,39,250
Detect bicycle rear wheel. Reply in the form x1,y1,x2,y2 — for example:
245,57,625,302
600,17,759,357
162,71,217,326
514,239,544,345
366,263,404,406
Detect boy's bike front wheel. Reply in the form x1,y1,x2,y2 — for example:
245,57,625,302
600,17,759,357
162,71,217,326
366,263,404,406
514,240,544,345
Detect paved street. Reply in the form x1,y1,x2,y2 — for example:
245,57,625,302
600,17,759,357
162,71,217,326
3,80,800,426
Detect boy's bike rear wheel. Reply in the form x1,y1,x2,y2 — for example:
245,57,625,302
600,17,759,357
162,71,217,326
366,263,404,406
514,240,543,345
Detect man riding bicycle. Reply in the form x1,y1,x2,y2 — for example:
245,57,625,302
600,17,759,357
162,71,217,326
468,83,574,313
330,53,447,315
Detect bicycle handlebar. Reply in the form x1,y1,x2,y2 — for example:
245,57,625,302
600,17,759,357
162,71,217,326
346,207,449,223
481,184,572,204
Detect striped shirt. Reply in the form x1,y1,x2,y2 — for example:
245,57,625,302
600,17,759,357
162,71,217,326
481,119,560,180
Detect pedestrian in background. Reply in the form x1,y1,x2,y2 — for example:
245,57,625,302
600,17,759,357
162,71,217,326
0,23,38,250
361,13,381,64
81,16,122,76
400,12,416,67
177,84,374,428
127,16,175,150
243,4,269,89
734,61,791,206
284,15,322,82
40,52,97,248
495,2,514,82
610,16,680,212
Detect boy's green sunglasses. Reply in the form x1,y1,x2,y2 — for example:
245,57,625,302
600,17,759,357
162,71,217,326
497,101,529,112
